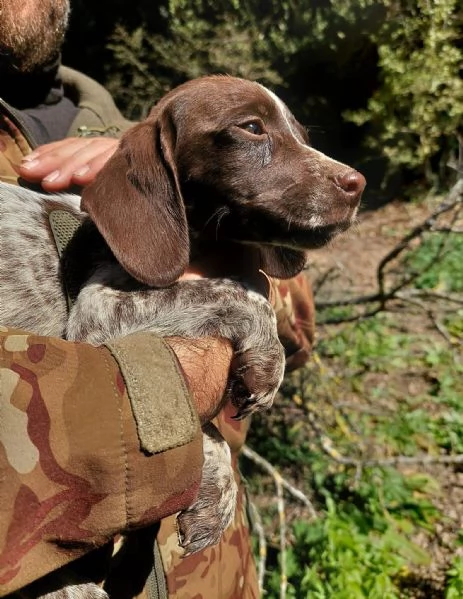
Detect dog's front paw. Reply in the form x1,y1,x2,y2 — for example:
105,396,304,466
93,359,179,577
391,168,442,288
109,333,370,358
176,424,237,556
230,341,285,420
229,290,285,419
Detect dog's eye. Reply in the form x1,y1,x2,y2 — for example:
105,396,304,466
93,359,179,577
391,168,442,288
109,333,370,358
239,121,265,136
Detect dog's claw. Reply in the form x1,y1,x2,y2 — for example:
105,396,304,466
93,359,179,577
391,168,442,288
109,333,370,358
229,339,285,418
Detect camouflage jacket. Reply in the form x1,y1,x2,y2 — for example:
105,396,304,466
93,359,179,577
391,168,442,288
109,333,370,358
0,328,203,596
0,68,316,598
0,295,314,599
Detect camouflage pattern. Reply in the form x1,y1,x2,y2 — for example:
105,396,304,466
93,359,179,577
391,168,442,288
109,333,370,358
157,473,259,599
0,112,32,184
0,327,203,596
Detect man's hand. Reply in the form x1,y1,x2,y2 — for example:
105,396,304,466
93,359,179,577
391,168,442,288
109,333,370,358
165,337,233,425
19,137,118,191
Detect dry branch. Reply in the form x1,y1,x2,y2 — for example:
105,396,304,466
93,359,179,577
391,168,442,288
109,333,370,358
247,500,267,594
241,445,318,598
241,445,317,519
316,175,463,323
303,400,463,468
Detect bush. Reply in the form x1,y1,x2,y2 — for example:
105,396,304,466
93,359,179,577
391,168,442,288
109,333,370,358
66,0,463,188
104,0,286,118
345,0,463,188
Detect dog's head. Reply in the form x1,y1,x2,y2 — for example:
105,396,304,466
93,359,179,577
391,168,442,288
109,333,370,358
81,75,365,287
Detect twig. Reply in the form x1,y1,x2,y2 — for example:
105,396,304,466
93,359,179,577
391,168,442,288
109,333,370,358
241,445,318,519
242,446,310,599
276,472,287,599
332,401,395,416
377,177,463,296
310,415,463,467
303,400,463,468
315,177,463,322
248,501,267,595
316,291,382,308
319,305,383,324
338,453,463,468
311,265,341,295
395,293,460,346
432,316,460,346
396,289,463,305
431,226,463,234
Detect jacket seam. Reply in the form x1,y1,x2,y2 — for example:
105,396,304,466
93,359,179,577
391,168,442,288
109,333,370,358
101,347,131,529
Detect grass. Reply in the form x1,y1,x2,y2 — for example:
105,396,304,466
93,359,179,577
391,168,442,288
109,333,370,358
244,229,463,598
404,233,463,293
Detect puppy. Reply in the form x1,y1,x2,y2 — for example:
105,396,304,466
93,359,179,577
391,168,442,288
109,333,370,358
0,75,365,594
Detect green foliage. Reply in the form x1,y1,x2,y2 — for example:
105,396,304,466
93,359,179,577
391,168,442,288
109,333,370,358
318,314,413,372
105,0,286,118
247,239,463,596
446,557,463,598
345,0,463,186
272,498,410,598
403,232,463,292
103,0,385,125
256,451,437,597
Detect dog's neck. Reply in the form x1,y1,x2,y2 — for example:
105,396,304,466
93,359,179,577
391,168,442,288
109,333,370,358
62,218,271,299
189,237,261,277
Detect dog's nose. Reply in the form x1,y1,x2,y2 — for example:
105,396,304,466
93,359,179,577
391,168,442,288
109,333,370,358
334,170,366,201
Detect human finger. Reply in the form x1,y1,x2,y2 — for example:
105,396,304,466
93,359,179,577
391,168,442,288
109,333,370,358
70,145,118,187
19,137,118,191
19,138,96,181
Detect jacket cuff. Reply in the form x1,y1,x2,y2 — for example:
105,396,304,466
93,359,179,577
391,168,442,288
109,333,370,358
105,333,200,454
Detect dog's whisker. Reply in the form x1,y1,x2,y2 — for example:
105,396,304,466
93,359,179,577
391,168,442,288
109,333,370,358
214,206,230,240
202,205,229,233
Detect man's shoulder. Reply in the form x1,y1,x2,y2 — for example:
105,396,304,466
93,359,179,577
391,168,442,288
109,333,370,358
59,65,135,138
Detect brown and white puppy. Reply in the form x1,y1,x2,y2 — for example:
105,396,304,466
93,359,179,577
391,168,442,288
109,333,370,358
0,75,365,584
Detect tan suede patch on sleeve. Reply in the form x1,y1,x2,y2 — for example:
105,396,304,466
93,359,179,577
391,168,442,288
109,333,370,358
105,333,199,454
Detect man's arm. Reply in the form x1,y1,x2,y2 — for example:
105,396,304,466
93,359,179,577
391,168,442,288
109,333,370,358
0,327,231,595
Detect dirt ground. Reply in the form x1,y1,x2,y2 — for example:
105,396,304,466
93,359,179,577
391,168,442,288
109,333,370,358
308,199,432,301
305,199,463,597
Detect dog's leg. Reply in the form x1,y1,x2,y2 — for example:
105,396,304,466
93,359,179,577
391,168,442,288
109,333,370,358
66,274,284,555
66,273,285,419
176,423,237,556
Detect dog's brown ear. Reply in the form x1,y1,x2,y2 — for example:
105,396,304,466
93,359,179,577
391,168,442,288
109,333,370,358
81,110,188,287
259,247,307,279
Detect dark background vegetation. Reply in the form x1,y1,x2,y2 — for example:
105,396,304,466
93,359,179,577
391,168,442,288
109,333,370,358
63,0,463,207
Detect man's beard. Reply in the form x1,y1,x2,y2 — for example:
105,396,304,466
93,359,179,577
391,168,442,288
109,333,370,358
0,0,70,73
